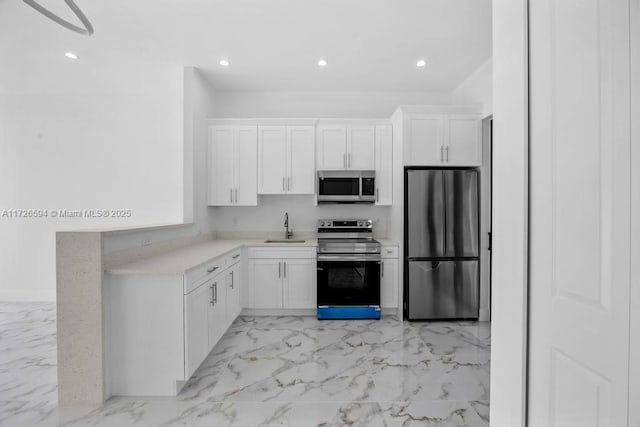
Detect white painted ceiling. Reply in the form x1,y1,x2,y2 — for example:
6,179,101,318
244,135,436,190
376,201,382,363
0,0,492,92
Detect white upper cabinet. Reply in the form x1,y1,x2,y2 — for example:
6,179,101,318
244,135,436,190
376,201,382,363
258,125,315,194
374,125,393,205
445,115,482,166
347,126,376,170
208,125,258,206
401,109,482,166
316,125,347,170
317,124,376,170
404,113,445,165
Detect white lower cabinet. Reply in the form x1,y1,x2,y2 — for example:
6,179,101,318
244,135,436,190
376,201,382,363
185,281,211,378
108,254,243,397
380,258,398,308
247,247,316,309
380,246,399,309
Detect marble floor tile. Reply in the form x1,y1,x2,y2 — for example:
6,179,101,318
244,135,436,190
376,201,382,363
0,303,491,426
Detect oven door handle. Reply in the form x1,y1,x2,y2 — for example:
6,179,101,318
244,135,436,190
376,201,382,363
317,255,381,262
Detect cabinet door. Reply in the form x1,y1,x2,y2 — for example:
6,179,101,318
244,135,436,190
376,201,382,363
248,259,283,308
348,125,375,170
404,113,445,166
374,125,393,205
287,126,315,194
185,282,211,377
208,126,236,206
225,263,242,327
235,126,258,205
445,115,482,166
380,259,398,308
316,125,347,170
258,126,287,194
282,258,316,309
207,278,227,348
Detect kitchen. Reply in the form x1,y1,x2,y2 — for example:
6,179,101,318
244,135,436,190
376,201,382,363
1,1,639,426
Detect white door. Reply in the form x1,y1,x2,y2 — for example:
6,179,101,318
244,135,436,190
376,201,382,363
235,126,258,205
380,259,398,308
445,115,482,166
317,125,347,170
258,126,287,194
347,125,375,170
207,278,226,347
287,126,315,194
208,126,235,206
404,113,444,166
282,258,316,309
375,125,393,205
184,282,210,377
248,259,283,309
225,263,242,327
528,1,631,426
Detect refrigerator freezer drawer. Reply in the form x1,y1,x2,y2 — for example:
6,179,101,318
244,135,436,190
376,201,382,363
408,260,479,320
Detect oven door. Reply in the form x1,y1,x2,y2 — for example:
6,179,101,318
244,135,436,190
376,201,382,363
316,256,381,307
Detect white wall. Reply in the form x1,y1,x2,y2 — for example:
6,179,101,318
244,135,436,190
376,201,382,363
212,91,451,118
451,58,493,118
214,196,390,237
0,65,184,301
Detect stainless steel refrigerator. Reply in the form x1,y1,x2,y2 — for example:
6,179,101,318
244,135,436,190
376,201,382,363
405,169,479,320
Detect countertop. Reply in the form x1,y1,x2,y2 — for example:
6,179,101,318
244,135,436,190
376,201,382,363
106,237,400,276
106,239,317,276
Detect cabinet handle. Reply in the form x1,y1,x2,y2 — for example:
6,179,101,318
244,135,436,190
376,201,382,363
235,188,238,203
232,254,240,259
230,271,234,289
288,176,291,192
214,282,217,305
381,262,385,278
348,153,351,168
210,284,214,305
230,188,233,203
376,188,379,202
207,266,219,273
283,262,287,278
343,153,346,168
278,261,281,278
445,146,449,162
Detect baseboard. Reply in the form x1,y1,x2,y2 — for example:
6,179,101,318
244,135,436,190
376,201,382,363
479,308,491,322
241,308,401,318
0,289,56,302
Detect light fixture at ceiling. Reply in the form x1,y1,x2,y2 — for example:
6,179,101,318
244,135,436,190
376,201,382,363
23,0,94,36
416,59,427,67
64,52,78,60
317,59,328,67
219,59,230,67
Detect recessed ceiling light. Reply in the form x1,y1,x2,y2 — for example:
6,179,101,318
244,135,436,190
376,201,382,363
416,59,427,67
64,52,78,60
219,59,230,67
317,59,327,67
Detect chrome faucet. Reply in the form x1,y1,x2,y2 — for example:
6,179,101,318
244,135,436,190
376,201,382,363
284,212,293,239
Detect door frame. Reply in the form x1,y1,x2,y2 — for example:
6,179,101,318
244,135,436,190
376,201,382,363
490,0,530,425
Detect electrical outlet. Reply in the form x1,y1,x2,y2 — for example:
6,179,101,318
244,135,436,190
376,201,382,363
142,238,152,247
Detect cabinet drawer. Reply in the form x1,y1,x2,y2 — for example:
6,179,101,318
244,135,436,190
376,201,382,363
381,246,399,259
185,257,226,294
248,246,316,259
225,249,242,266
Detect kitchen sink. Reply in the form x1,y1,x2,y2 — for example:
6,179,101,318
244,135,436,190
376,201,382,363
264,239,306,243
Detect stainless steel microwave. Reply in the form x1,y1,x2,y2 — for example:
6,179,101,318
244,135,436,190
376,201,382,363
317,170,376,203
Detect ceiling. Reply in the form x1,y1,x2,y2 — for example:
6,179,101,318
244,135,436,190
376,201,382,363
0,0,492,92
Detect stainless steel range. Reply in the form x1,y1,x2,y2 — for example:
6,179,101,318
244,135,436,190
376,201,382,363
316,219,382,319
